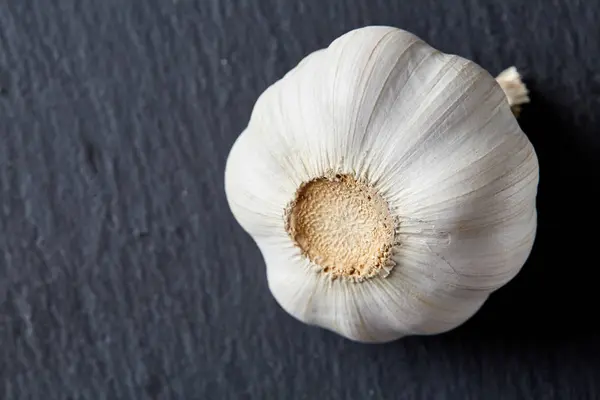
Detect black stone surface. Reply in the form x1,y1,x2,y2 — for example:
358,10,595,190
1,0,599,399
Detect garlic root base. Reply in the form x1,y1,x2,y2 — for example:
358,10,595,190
495,66,530,116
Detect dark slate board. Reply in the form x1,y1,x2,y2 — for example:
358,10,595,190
1,0,599,399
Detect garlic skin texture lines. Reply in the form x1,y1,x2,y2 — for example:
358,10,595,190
225,26,539,343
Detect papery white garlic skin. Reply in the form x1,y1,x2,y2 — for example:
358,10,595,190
224,26,539,343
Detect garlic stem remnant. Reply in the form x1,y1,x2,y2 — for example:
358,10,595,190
285,174,396,281
495,66,530,116
225,26,539,343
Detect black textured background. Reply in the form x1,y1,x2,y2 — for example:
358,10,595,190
1,0,599,399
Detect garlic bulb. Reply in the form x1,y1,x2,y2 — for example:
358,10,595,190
225,26,539,343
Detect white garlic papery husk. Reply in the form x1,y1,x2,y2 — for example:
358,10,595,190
225,26,539,343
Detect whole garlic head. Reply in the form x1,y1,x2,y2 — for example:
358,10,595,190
225,26,539,343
